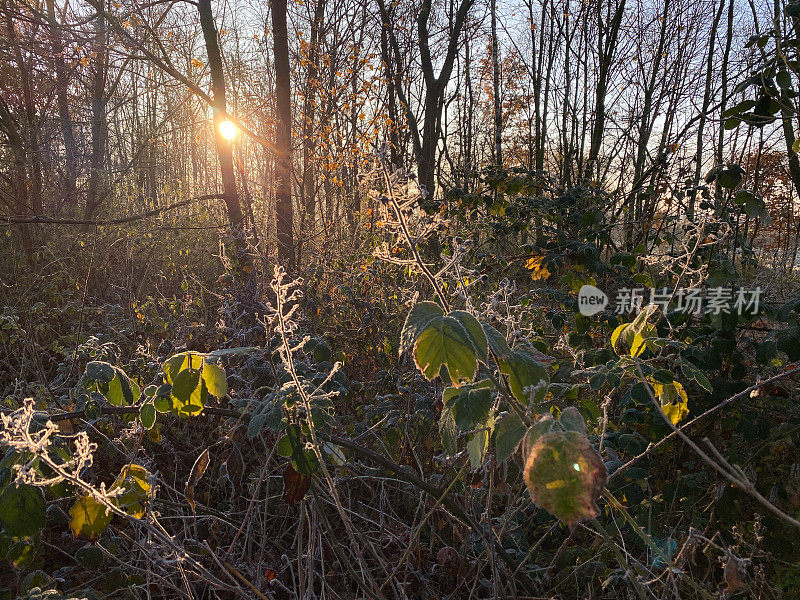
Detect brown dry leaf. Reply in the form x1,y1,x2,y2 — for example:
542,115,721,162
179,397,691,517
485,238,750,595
719,554,748,595
185,448,210,512
436,546,461,578
282,464,311,505
219,438,244,496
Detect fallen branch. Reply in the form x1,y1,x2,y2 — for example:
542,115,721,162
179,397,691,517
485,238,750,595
0,194,224,226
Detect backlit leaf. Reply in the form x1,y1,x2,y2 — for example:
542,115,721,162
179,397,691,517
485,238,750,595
400,301,444,356
201,361,227,398
523,431,606,527
498,350,549,404
413,316,478,386
70,496,112,539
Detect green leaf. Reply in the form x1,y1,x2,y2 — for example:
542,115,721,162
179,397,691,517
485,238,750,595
680,362,712,392
106,369,137,407
76,545,105,570
70,496,113,539
400,301,444,356
201,361,227,398
109,464,151,519
466,415,494,469
483,323,513,359
439,405,458,456
523,431,607,527
85,361,115,383
153,395,172,413
498,350,549,404
448,311,488,361
413,316,478,385
140,403,156,430
163,352,203,385
175,379,207,418
558,406,587,435
610,323,630,354
162,353,186,385
172,369,200,403
494,412,526,462
444,380,493,430
0,484,46,537
755,340,777,365
248,399,283,439
777,326,800,361
521,415,555,456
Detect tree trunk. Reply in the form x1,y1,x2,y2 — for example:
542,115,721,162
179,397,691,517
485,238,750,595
490,0,502,166
45,0,78,202
584,0,626,181
82,8,108,230
272,0,294,268
301,0,326,236
198,0,251,273
0,97,33,258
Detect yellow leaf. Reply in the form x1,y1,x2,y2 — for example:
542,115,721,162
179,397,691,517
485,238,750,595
69,464,152,538
525,254,551,281
650,379,689,425
70,495,112,539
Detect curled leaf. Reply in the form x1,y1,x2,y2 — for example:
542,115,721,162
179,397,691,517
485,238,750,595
185,448,210,512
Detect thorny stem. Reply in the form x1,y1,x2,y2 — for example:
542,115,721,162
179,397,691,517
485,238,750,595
0,401,250,598
377,149,450,311
270,267,387,598
632,358,800,529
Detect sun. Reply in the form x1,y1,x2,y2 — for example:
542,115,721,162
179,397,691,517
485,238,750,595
219,119,237,142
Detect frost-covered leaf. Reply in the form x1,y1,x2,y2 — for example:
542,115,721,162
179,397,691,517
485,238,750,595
439,405,457,456
558,406,587,435
498,350,549,403
680,362,712,392
521,414,555,457
400,301,444,356
248,398,283,439
139,403,156,429
448,310,488,361
482,323,513,360
85,362,115,383
444,379,493,430
494,412,526,462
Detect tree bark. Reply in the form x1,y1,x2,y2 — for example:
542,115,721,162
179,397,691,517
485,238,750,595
82,8,108,230
198,0,251,273
272,0,294,268
490,0,502,166
45,0,78,201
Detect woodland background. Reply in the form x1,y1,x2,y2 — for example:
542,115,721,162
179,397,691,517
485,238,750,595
1,0,800,598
